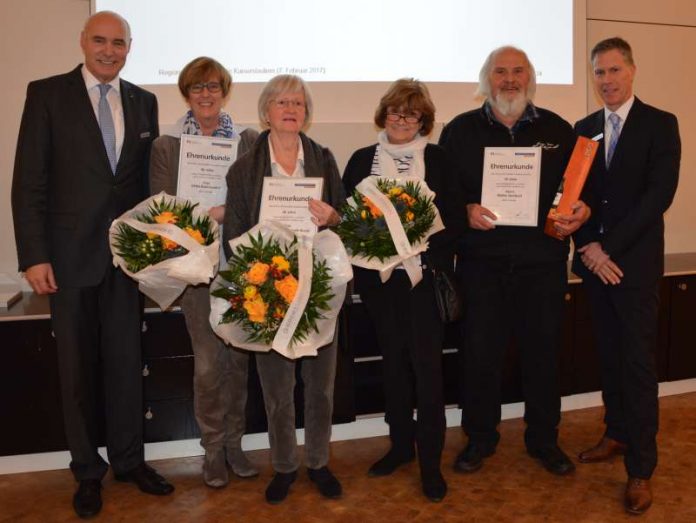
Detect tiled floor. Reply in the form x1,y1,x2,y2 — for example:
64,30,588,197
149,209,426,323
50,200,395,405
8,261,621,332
1,392,695,522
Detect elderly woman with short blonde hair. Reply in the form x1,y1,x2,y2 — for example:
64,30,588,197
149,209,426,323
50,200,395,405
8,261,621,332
223,74,344,504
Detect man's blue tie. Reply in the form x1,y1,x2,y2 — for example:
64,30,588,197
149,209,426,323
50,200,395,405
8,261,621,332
606,112,621,167
98,84,117,174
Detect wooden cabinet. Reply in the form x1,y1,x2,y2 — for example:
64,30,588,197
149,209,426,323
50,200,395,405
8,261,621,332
0,320,68,455
1,257,695,457
667,275,696,380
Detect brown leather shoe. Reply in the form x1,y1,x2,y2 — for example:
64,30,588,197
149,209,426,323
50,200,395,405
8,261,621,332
625,477,652,515
578,436,627,463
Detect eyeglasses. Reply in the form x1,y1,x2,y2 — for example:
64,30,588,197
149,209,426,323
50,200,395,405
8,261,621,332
189,82,222,94
386,112,422,124
272,99,306,109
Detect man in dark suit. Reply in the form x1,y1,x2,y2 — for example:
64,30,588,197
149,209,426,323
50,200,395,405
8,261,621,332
11,11,173,518
573,37,680,516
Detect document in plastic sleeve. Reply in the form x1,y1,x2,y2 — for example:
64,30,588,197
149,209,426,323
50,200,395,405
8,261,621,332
481,147,541,226
177,134,239,210
259,177,324,237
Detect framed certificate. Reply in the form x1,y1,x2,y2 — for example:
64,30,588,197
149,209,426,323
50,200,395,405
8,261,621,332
177,134,239,209
259,177,324,237
480,147,541,226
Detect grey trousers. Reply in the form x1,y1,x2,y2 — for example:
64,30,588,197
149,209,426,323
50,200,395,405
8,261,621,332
181,285,250,452
255,335,338,473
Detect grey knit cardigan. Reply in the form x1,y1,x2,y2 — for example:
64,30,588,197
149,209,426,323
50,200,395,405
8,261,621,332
222,130,346,258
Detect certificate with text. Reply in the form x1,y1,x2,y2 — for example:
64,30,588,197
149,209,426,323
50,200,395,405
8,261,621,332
259,177,324,237
177,134,239,210
480,147,541,227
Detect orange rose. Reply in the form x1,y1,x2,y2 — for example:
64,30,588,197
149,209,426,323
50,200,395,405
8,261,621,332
398,192,416,207
362,196,383,218
243,295,268,323
274,274,298,304
161,237,179,250
246,262,270,285
184,227,205,245
405,211,415,222
154,211,178,224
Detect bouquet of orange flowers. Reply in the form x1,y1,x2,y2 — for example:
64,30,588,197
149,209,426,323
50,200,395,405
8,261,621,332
210,223,352,359
334,176,443,285
109,192,220,309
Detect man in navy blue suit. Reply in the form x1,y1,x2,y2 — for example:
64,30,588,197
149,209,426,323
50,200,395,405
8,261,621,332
573,37,680,516
12,11,173,518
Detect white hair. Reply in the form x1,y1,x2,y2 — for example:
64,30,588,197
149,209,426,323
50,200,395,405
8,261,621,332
475,45,537,101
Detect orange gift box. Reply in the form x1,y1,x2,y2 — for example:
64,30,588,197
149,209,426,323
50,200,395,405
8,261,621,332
544,136,599,239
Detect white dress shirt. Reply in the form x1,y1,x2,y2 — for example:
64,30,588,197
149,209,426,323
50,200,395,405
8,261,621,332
81,65,125,161
269,135,305,178
603,95,634,163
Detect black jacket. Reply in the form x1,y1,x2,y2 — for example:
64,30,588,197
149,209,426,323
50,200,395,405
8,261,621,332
439,104,576,264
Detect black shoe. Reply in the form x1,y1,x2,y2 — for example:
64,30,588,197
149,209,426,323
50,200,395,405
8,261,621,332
308,466,342,499
73,479,102,519
528,445,576,476
114,463,175,495
265,471,297,504
421,471,447,502
367,449,415,477
453,444,493,473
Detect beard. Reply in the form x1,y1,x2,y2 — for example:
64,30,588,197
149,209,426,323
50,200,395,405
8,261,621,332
490,90,528,120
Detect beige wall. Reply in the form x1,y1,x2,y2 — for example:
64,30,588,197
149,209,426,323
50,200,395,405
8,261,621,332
586,0,696,253
1,0,694,285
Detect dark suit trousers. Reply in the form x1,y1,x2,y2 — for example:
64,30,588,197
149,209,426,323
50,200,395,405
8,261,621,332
583,277,659,479
50,266,144,481
457,258,566,452
361,270,445,474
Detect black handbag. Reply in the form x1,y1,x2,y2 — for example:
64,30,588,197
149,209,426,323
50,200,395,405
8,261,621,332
431,268,463,323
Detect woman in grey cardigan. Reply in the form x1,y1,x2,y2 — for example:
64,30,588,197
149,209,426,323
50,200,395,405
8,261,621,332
149,57,258,488
223,74,345,505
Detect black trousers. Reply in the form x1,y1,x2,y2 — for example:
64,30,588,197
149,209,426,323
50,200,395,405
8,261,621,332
583,277,659,479
457,258,566,452
50,266,144,481
361,270,445,473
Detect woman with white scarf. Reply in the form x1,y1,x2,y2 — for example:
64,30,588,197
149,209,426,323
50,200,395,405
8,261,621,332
149,57,259,488
342,78,464,502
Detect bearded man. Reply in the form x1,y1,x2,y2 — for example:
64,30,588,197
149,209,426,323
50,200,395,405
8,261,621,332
439,46,589,476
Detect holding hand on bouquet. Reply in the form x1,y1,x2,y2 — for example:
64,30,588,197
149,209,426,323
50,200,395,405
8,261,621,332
309,198,341,227
148,56,260,488
222,74,346,504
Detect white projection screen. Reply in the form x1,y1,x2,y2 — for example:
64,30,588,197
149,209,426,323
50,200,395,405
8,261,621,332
93,0,587,130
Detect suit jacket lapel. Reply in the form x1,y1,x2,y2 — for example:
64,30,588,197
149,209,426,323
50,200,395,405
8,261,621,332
119,79,136,176
68,66,118,177
608,97,643,174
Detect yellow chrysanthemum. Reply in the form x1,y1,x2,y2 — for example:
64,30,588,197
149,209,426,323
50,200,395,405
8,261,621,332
271,256,290,272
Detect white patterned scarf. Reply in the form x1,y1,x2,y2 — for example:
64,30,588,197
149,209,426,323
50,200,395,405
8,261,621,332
376,130,427,179
181,110,236,138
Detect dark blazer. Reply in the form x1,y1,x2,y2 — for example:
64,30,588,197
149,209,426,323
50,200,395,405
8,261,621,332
573,97,680,286
12,65,159,287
